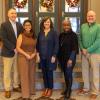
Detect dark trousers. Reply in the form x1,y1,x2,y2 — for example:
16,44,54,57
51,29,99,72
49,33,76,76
42,69,53,89
61,61,74,98
41,59,53,89
63,66,73,97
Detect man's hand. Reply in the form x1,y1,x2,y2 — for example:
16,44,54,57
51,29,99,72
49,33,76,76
82,49,88,56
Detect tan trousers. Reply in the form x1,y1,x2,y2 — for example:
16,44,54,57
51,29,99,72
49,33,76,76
90,54,100,95
82,54,100,95
82,54,91,91
3,54,19,91
18,54,36,98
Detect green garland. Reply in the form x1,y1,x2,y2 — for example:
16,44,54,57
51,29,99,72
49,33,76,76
14,0,27,8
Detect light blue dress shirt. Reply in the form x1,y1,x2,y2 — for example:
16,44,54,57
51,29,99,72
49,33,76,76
9,19,17,38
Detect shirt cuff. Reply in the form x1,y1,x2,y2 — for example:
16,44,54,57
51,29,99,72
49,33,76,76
69,51,76,61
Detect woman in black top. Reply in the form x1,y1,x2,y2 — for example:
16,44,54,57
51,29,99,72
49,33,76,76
58,19,79,99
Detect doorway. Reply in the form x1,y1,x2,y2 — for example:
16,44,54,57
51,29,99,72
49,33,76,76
7,0,88,89
8,0,87,34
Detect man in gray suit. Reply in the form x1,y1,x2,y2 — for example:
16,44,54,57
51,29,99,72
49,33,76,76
0,8,23,98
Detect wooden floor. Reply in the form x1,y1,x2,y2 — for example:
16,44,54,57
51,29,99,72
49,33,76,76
0,90,100,100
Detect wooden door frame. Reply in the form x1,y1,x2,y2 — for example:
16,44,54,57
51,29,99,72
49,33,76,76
82,0,88,23
5,0,88,32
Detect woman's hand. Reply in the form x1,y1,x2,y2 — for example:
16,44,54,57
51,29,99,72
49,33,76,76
82,49,87,56
51,56,56,63
25,54,31,60
36,53,40,63
30,53,36,59
67,59,72,67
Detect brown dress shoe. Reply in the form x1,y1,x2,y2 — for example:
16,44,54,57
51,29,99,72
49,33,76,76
90,94,97,100
5,91,11,98
13,87,21,92
41,88,48,97
46,89,52,97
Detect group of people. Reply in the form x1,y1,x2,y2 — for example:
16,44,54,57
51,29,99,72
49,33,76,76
0,8,100,100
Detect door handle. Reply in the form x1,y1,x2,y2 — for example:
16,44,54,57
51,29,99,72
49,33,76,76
36,11,38,17
62,11,65,17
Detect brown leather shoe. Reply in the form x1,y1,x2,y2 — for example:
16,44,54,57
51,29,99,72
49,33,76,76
41,88,48,97
70,98,76,100
5,91,11,98
90,94,97,100
13,87,21,92
77,89,89,95
46,89,52,97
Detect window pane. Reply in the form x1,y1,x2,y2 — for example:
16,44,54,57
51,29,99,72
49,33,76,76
16,17,28,24
65,17,80,34
12,0,28,12
39,0,55,13
65,0,80,12
39,17,54,24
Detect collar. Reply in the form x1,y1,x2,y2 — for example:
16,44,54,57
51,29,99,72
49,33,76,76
9,19,16,24
88,22,96,27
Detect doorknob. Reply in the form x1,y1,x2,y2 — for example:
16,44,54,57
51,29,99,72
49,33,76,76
62,11,65,17
36,11,38,17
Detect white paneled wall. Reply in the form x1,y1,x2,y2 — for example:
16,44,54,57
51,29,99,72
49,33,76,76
88,0,100,23
0,0,5,24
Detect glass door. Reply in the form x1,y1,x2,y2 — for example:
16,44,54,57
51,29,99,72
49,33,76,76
34,0,58,35
9,0,86,34
9,0,33,24
6,0,87,90
61,0,84,34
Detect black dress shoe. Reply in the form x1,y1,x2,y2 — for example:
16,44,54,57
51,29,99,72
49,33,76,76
13,87,21,92
64,95,76,100
66,90,72,99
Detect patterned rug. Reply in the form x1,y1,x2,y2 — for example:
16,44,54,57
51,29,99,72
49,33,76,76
56,96,76,100
34,96,54,100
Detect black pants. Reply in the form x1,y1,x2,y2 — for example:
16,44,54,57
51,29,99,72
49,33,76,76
60,61,74,99
63,66,73,98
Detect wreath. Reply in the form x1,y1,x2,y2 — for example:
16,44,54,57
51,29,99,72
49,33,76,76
14,0,27,8
40,0,54,12
66,0,79,7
